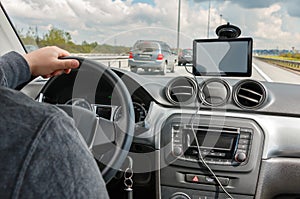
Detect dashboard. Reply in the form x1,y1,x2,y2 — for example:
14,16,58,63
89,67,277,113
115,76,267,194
23,67,300,199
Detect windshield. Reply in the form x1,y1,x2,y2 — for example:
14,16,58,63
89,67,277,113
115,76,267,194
2,0,300,84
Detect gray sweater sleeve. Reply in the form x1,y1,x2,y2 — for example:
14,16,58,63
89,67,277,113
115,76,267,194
0,51,31,88
14,111,109,199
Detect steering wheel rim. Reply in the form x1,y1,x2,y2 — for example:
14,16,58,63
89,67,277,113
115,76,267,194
39,57,135,183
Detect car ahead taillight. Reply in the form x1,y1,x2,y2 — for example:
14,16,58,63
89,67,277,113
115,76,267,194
157,54,164,60
129,52,133,59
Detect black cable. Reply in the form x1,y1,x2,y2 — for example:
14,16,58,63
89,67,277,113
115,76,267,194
184,64,234,199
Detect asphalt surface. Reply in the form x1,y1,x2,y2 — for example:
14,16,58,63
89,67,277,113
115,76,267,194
252,58,300,84
130,59,300,85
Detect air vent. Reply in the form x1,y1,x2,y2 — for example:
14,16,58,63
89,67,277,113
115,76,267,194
234,80,267,109
199,78,230,106
165,77,197,105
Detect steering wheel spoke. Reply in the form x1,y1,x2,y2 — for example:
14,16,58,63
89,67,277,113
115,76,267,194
93,117,116,146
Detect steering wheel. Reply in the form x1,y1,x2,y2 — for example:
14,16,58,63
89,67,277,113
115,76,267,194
39,57,135,183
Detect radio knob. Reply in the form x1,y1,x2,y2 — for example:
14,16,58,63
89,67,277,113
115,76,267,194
173,146,183,157
235,152,247,163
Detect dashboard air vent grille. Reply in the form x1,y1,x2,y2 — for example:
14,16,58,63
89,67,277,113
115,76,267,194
234,80,267,109
200,78,230,106
166,77,197,105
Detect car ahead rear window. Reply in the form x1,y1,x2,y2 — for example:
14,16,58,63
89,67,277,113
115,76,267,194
133,42,160,53
183,49,192,55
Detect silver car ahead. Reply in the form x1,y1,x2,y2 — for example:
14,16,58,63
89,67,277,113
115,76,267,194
128,40,177,75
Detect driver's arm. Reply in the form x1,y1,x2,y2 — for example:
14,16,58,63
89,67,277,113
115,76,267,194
13,108,110,199
0,46,79,89
0,51,31,88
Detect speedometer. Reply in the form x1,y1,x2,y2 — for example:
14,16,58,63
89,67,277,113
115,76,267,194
114,102,147,123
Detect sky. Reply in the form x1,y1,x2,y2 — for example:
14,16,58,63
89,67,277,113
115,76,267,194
1,0,300,50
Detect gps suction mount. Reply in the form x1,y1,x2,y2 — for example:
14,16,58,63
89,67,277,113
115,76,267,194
216,22,241,39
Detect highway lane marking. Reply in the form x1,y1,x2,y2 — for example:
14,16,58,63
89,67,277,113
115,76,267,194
252,63,273,82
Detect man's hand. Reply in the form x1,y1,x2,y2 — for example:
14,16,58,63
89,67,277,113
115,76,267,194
23,46,80,78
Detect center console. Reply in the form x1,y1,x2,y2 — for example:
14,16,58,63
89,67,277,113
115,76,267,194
160,114,264,199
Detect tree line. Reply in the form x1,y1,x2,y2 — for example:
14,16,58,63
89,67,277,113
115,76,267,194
280,52,300,61
19,27,130,54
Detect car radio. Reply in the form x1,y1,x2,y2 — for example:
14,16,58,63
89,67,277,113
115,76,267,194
171,123,252,165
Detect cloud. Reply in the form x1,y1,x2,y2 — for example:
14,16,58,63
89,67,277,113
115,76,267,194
218,2,299,49
227,0,300,19
229,0,279,9
195,0,300,18
284,0,300,18
193,0,279,9
1,0,300,49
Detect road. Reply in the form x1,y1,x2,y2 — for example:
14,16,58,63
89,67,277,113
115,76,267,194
126,58,300,84
90,55,300,84
252,58,300,84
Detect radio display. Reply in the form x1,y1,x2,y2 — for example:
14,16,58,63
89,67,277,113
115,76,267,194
186,129,238,151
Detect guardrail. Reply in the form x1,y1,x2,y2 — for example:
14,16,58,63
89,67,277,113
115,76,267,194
71,53,129,68
254,56,300,72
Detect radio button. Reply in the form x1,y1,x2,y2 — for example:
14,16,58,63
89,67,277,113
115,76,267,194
218,177,230,186
184,148,198,156
173,125,180,130
173,132,181,136
239,139,250,145
209,152,217,156
173,146,183,157
240,128,253,133
236,149,247,154
190,149,199,155
217,152,226,157
238,144,249,150
240,132,252,139
235,152,247,163
204,176,230,186
172,134,182,140
201,149,209,154
173,139,182,144
186,174,204,183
